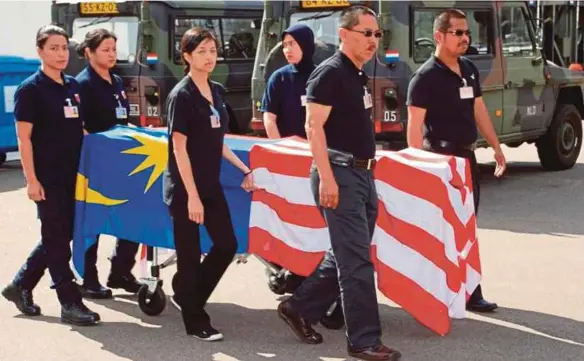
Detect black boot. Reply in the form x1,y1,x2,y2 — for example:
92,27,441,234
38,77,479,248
1,283,41,316
106,273,142,294
61,302,100,326
78,283,113,299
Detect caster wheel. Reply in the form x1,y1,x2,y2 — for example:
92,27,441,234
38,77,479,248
171,272,179,294
138,284,166,316
267,274,288,295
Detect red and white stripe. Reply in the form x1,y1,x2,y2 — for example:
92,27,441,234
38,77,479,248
248,138,482,336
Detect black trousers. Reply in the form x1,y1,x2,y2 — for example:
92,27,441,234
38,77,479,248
83,235,139,286
169,187,237,333
423,142,484,303
288,165,382,349
13,186,82,305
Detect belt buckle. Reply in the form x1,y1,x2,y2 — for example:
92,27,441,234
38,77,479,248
367,158,373,170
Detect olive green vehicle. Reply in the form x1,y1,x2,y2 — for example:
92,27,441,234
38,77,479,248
51,0,263,133
251,0,584,170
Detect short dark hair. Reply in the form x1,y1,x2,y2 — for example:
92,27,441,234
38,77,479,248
339,5,377,29
36,24,69,49
433,9,467,33
180,27,220,75
76,28,117,57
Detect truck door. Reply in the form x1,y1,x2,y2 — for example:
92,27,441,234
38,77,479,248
499,3,548,134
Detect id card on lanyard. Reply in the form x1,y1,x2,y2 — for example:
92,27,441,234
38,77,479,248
363,86,373,109
210,105,221,128
63,98,79,118
115,94,128,119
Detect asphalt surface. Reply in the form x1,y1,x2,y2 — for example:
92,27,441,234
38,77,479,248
0,143,583,361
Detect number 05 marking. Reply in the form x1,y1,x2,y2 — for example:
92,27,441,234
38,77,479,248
384,110,397,122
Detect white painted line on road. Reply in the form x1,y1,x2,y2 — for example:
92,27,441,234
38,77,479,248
470,313,584,347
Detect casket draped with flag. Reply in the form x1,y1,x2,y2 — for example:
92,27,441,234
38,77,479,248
73,125,482,336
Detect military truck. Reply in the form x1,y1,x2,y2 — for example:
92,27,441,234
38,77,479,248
251,0,584,171
51,0,263,133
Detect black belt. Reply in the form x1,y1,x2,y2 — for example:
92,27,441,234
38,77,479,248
328,148,376,171
424,139,477,153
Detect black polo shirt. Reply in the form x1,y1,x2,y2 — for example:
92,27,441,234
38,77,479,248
406,55,481,144
76,65,129,134
305,50,375,159
162,75,229,205
13,70,83,189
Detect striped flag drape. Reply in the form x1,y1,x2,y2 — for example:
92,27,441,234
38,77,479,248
247,138,482,336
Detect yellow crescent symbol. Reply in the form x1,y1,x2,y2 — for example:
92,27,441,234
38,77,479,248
75,173,128,206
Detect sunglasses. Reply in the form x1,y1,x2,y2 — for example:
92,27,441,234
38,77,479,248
444,29,471,37
347,28,383,38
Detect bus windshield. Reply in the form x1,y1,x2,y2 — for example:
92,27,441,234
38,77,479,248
72,16,139,63
289,10,342,48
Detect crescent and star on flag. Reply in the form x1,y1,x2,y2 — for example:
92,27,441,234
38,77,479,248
75,132,168,206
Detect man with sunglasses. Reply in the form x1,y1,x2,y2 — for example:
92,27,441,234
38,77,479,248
276,5,401,361
406,9,506,313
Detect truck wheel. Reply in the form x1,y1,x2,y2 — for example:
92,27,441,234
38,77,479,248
0,153,6,166
536,104,583,170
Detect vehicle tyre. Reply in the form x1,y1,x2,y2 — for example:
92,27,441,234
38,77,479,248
0,153,6,166
137,284,166,316
536,104,583,170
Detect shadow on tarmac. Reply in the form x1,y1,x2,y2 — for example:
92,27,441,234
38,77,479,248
15,297,584,361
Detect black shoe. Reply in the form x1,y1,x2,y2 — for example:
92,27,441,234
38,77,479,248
1,283,41,316
466,299,498,313
277,300,323,344
61,302,100,326
79,283,113,299
188,324,224,342
320,303,345,330
347,344,402,361
107,274,142,294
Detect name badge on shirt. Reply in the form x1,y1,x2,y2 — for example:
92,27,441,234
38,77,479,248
116,106,128,119
301,95,307,107
363,88,373,109
459,86,474,99
64,98,79,118
459,78,474,99
210,115,220,128
64,106,79,118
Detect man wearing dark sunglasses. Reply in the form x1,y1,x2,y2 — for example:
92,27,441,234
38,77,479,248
407,9,506,313
276,4,402,361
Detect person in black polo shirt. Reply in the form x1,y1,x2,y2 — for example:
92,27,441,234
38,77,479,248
1,25,100,326
260,23,345,331
406,9,507,313
261,23,315,139
276,6,402,361
163,27,256,341
75,28,142,299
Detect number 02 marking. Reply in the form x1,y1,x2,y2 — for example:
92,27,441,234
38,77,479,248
384,110,397,122
147,106,159,117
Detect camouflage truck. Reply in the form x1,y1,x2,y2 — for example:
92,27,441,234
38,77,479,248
251,0,584,171
51,0,264,133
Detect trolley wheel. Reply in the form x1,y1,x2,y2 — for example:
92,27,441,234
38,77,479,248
267,274,288,295
137,284,166,316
